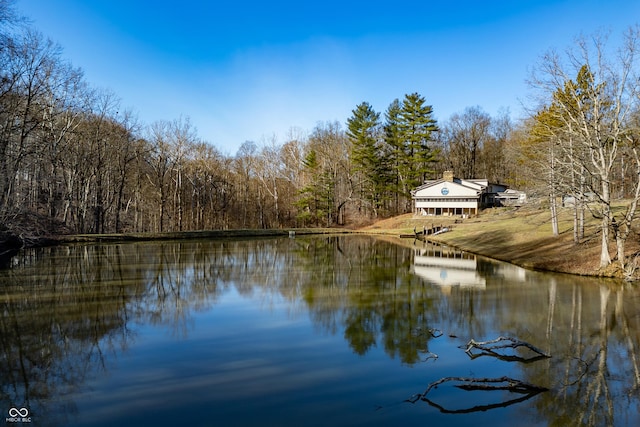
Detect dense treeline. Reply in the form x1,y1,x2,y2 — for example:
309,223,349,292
0,2,522,237
2,2,640,273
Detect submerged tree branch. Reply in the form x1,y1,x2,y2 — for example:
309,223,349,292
461,336,552,361
407,376,549,411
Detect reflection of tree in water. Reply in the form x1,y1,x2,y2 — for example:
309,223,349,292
292,236,441,364
297,238,640,425
522,282,640,427
2,237,640,426
0,242,229,425
0,237,319,424
423,265,640,426
1,245,137,425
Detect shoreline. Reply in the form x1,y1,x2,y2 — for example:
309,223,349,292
361,207,631,280
1,206,633,280
0,228,351,266
48,228,351,244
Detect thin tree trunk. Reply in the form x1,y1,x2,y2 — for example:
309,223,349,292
579,167,585,240
549,141,559,236
599,179,612,268
550,193,559,236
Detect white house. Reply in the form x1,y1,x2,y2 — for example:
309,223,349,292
412,171,487,216
411,171,525,216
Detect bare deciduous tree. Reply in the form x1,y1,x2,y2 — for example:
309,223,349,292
529,27,640,270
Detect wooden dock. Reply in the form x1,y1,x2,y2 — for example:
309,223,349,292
400,225,450,239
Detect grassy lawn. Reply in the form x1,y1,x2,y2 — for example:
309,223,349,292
362,203,637,278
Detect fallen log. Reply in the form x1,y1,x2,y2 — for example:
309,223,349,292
460,336,551,361
406,376,549,412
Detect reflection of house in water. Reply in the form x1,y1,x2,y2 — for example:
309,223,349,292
493,259,528,283
411,243,486,289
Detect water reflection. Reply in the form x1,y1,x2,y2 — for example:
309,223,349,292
412,243,487,289
0,236,638,426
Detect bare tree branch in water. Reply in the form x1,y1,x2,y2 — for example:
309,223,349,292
461,336,552,361
406,376,549,413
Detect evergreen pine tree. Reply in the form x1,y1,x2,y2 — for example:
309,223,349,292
295,149,323,226
346,102,386,216
398,93,439,200
383,99,403,214
347,102,380,176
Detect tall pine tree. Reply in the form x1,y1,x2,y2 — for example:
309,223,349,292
383,99,403,214
397,93,439,203
347,102,380,175
346,102,388,216
296,149,337,226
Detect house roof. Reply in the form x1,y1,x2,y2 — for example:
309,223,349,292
411,178,487,196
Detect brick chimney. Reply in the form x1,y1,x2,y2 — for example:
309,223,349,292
442,171,454,182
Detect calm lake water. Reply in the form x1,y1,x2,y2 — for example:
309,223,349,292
1,235,639,426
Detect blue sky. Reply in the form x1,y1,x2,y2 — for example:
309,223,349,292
17,0,640,155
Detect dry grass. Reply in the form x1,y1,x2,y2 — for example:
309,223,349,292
362,204,639,278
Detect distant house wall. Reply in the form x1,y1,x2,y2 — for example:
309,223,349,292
489,189,527,206
411,171,526,216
